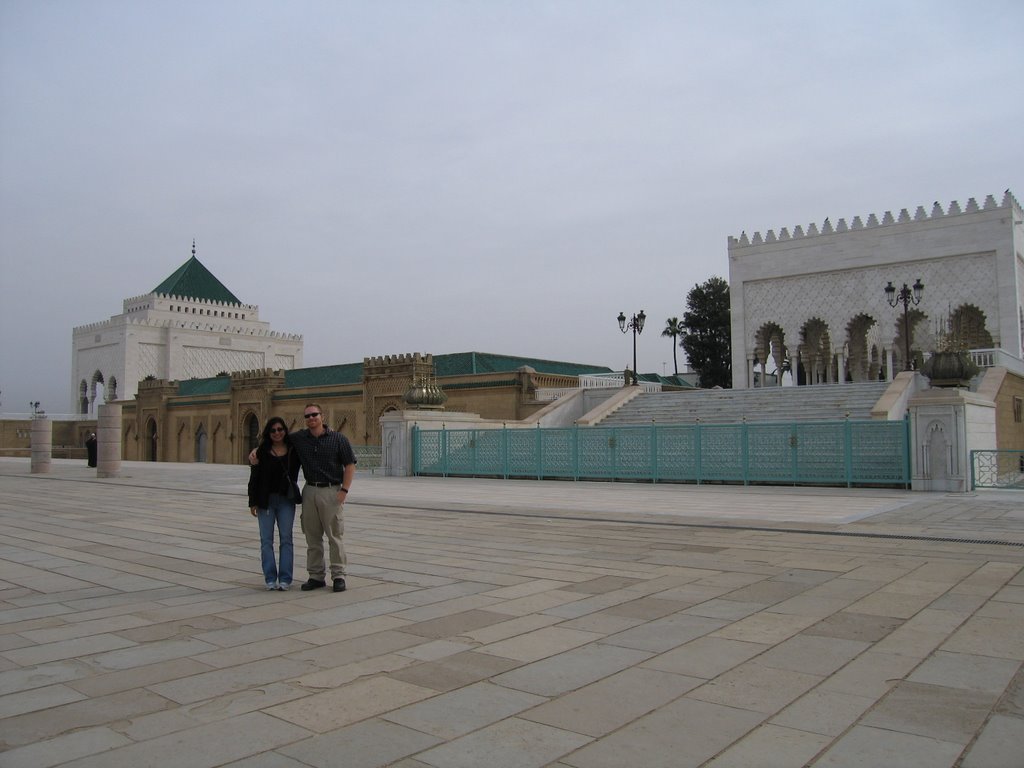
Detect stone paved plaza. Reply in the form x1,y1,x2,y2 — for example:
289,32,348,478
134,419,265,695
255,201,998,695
1,458,1022,767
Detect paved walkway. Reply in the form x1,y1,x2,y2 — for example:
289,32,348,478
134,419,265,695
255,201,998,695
1,458,1022,767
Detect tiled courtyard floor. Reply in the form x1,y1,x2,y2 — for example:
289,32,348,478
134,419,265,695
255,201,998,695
1,458,1022,767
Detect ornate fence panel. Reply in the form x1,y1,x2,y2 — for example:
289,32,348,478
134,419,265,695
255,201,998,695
412,419,910,488
352,445,382,473
971,450,1024,489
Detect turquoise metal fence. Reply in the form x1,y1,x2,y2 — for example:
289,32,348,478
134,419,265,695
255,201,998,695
971,450,1024,489
353,445,382,473
412,420,910,487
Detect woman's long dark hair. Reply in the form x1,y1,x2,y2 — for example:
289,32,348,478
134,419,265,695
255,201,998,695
257,416,291,455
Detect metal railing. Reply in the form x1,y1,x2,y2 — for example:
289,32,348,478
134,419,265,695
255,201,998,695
966,348,1024,375
578,374,662,392
413,419,910,488
971,450,1024,489
353,445,382,472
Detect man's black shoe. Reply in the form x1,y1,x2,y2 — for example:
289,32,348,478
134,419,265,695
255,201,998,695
300,579,326,591
333,578,347,593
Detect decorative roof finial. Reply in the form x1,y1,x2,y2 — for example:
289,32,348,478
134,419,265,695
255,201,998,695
192,239,196,258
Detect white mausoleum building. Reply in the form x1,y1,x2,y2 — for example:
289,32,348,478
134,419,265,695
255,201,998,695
728,190,1024,389
71,243,303,413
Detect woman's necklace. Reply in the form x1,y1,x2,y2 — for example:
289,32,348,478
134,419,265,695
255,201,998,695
270,445,288,457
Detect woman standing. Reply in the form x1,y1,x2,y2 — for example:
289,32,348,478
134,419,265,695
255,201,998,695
247,417,300,590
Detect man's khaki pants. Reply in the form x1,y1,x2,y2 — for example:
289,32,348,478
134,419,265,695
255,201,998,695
300,485,346,580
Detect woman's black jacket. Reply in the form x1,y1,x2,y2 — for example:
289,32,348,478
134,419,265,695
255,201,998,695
247,446,301,509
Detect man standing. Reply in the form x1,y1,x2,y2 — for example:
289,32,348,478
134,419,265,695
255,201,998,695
288,404,357,592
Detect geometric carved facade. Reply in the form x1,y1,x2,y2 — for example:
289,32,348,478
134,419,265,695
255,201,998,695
70,243,303,412
729,191,1024,388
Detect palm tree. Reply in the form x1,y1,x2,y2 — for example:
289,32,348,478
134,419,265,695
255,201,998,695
662,317,683,375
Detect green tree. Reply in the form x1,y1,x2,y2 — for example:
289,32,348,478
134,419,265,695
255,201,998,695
681,276,731,388
661,317,683,375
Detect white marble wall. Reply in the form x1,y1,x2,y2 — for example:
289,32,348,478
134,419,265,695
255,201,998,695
729,192,1024,388
71,293,303,411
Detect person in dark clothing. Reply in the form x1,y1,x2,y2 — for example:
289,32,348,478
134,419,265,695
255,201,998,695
247,417,300,590
85,433,97,468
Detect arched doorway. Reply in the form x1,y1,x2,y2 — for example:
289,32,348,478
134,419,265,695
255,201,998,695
947,304,994,349
244,413,260,460
893,308,927,372
799,318,832,385
146,418,158,462
754,322,786,386
195,425,208,463
845,314,877,382
90,371,105,414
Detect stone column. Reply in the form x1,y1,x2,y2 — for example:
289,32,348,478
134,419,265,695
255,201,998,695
885,347,895,382
97,403,123,478
837,350,846,384
30,417,52,474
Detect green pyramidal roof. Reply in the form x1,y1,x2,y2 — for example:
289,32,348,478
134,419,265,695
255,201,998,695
153,255,242,305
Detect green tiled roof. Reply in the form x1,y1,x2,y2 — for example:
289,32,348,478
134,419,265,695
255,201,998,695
177,376,232,396
153,256,242,305
171,354,614,394
433,352,612,378
285,362,364,388
638,372,696,388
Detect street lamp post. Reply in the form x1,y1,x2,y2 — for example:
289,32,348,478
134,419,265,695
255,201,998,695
617,310,646,385
884,279,924,371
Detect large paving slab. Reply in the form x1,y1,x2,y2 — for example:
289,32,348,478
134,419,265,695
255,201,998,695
1,457,1022,767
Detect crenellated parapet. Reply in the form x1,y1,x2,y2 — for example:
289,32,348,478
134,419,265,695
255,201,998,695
73,318,119,333
363,354,436,399
73,315,303,340
230,368,287,390
729,190,1020,249
123,292,257,311
234,368,285,380
364,353,433,367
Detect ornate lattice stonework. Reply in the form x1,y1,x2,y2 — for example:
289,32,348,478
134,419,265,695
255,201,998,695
183,347,263,380
137,343,167,380
743,252,998,349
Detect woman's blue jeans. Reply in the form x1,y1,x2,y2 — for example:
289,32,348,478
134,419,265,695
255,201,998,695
257,493,295,586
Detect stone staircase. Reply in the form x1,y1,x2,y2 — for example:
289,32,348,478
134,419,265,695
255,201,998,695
597,381,892,426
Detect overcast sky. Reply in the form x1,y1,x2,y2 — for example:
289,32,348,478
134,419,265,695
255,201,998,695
2,0,1022,413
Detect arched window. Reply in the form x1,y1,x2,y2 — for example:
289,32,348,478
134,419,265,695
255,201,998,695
195,424,208,463
90,371,105,413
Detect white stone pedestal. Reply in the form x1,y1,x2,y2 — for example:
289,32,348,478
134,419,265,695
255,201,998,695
908,388,995,492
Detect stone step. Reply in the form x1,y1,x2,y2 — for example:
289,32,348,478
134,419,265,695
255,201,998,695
599,382,889,426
